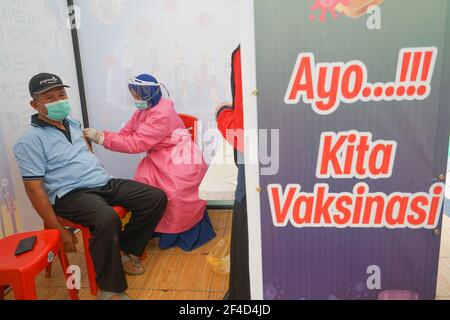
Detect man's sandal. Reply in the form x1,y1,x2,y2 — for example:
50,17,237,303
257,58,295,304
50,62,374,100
97,291,132,300
121,254,145,275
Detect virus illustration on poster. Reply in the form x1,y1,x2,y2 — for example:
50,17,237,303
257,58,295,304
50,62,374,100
196,12,216,31
347,277,371,299
309,0,351,22
104,55,116,69
164,0,177,13
91,0,123,25
135,20,152,38
264,279,285,299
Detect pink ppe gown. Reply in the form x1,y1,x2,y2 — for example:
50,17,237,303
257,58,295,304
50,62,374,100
103,98,208,234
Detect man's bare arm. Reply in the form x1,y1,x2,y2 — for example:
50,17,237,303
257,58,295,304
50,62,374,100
24,180,62,228
23,180,77,252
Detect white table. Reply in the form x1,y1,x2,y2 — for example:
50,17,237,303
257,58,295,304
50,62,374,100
199,137,238,202
445,169,450,199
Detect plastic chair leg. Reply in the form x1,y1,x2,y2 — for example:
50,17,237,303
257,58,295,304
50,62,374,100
45,262,53,278
81,229,98,296
43,223,53,278
58,246,79,300
0,285,6,300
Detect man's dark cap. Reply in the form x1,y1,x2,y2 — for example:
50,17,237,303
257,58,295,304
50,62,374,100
29,73,70,96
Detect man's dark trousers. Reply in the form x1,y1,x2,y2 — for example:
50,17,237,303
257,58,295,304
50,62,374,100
53,178,167,293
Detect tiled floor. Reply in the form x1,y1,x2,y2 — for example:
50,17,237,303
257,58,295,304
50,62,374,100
3,212,450,300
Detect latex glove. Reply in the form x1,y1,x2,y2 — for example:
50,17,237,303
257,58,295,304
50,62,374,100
83,128,105,145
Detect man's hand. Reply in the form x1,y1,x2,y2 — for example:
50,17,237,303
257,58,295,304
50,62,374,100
60,228,78,253
84,128,105,145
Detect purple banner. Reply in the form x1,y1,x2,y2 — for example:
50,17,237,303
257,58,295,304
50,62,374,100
255,0,450,299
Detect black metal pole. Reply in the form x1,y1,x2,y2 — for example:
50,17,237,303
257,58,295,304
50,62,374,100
67,0,90,128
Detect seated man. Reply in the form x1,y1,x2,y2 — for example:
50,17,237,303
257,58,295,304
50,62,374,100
13,73,167,300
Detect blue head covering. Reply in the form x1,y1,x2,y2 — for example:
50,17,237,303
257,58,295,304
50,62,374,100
128,74,163,108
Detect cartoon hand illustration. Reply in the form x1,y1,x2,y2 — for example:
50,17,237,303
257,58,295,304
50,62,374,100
335,0,385,19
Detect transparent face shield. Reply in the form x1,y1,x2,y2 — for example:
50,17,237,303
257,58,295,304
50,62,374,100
128,77,171,101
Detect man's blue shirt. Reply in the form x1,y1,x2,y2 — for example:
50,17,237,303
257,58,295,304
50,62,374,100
13,114,113,204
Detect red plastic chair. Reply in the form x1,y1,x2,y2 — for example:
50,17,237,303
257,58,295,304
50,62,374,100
178,113,198,144
44,206,142,296
0,230,79,300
